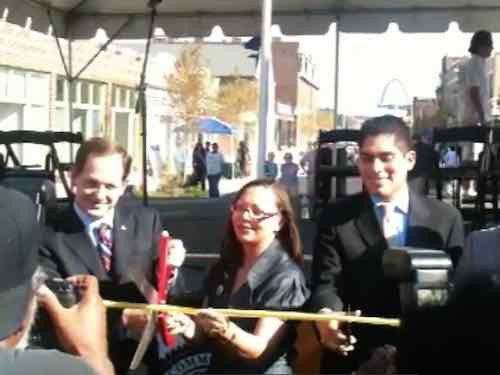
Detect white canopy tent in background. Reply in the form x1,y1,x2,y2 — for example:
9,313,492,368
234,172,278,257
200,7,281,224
4,0,500,195
6,1,500,37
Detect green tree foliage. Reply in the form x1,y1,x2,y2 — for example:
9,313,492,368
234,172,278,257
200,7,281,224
215,77,258,126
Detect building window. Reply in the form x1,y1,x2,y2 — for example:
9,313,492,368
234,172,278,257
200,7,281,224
28,73,49,104
111,85,135,110
93,84,103,105
0,67,7,96
71,81,78,102
56,76,65,101
130,91,137,109
120,88,127,108
112,86,118,107
80,81,89,104
54,78,106,138
276,119,297,149
8,70,26,98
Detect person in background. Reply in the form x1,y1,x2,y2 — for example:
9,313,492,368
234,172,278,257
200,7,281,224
441,146,461,197
453,223,500,289
300,144,319,201
408,133,439,195
206,142,225,198
460,30,494,197
310,115,464,374
0,185,113,375
280,152,299,196
441,146,460,168
264,152,278,180
462,30,494,128
237,140,251,177
174,139,186,182
192,141,207,191
164,179,309,374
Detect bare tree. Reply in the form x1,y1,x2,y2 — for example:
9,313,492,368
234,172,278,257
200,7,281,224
166,45,214,133
166,45,213,180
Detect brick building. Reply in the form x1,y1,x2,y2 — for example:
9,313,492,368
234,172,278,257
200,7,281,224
0,20,169,185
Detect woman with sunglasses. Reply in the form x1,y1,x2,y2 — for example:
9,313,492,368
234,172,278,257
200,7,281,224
166,179,309,374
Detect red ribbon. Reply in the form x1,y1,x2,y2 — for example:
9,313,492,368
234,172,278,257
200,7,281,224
156,231,175,347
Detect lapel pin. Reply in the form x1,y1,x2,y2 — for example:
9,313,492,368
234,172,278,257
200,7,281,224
120,225,127,231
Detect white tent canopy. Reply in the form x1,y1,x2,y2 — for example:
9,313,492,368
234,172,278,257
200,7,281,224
6,0,500,38
5,0,500,186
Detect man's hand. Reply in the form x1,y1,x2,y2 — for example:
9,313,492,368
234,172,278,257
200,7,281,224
37,275,114,375
122,308,149,340
315,308,356,355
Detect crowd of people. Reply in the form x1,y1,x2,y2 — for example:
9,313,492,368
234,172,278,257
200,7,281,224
2,29,500,375
190,139,306,199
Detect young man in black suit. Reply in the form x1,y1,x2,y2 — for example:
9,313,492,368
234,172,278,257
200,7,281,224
309,115,464,373
39,138,185,374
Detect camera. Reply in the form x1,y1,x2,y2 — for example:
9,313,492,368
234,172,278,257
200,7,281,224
382,247,453,313
30,278,80,350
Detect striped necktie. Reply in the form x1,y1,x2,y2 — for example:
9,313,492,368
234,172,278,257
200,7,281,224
95,223,113,272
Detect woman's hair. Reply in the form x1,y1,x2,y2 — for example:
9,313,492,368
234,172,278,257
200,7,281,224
220,179,303,267
468,30,493,54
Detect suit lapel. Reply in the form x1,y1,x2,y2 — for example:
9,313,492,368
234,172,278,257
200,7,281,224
405,191,430,246
111,203,136,282
61,206,106,278
354,194,384,247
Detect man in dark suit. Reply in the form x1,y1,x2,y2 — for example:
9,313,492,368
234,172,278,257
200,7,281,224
39,138,185,374
309,115,464,373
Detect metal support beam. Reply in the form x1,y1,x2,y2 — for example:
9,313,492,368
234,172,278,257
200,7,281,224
135,5,158,206
257,0,274,178
67,29,74,161
73,17,133,80
333,19,340,129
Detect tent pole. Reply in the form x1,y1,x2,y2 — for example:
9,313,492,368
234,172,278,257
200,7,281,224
67,32,74,161
136,3,158,206
47,9,71,79
257,0,274,178
48,10,132,165
47,8,75,162
333,17,340,129
73,18,133,81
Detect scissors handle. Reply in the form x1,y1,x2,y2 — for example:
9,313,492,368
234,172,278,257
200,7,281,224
156,231,175,347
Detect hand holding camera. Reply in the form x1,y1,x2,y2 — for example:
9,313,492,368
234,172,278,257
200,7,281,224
36,276,107,355
36,275,113,375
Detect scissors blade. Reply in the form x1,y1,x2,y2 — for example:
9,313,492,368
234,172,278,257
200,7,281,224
129,267,159,303
128,268,160,370
129,312,157,370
